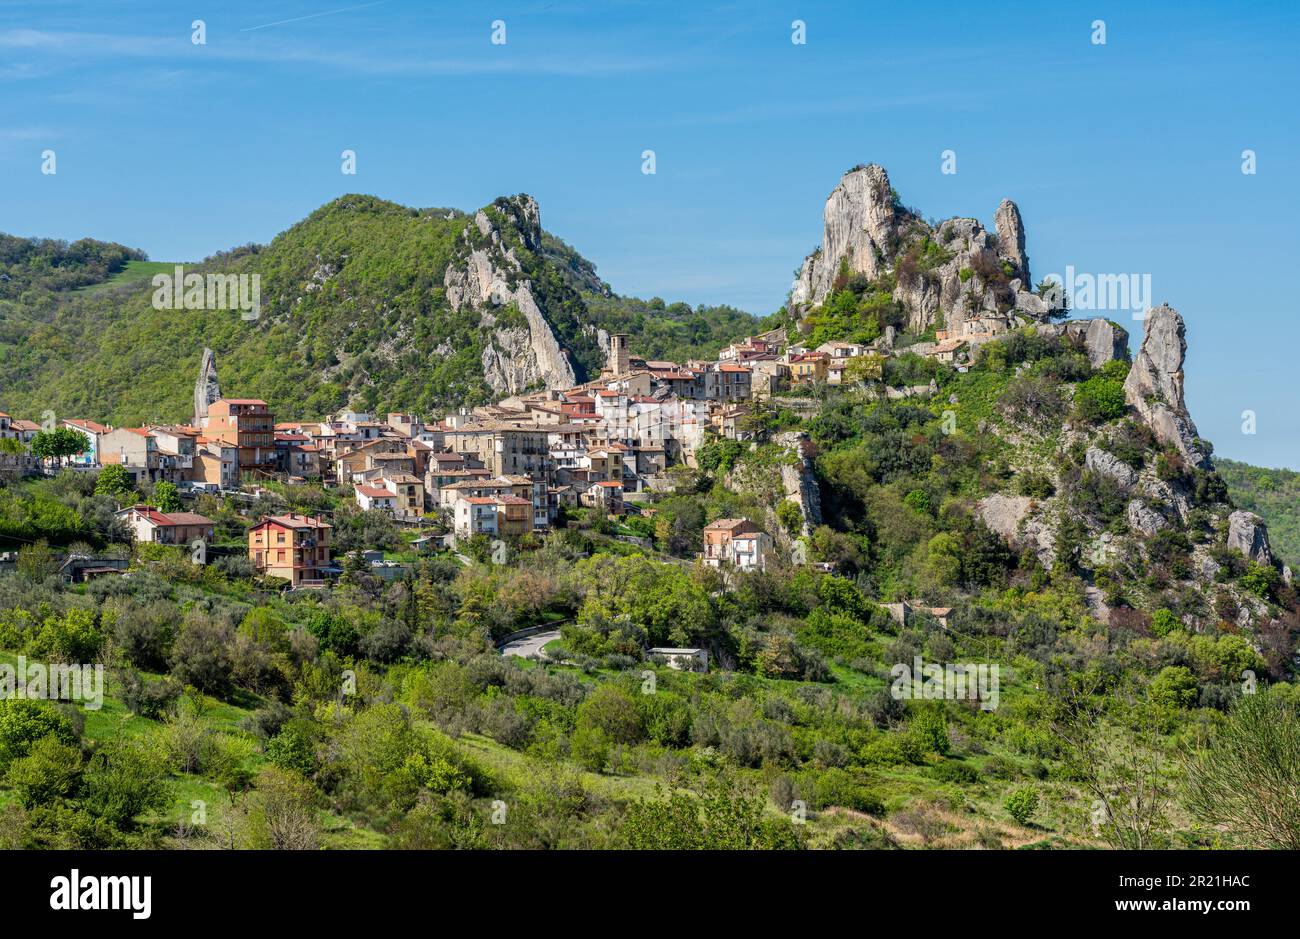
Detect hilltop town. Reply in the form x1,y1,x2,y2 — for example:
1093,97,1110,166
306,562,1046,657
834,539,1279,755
0,162,1294,856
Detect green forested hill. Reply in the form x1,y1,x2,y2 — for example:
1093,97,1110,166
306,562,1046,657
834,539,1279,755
0,195,758,425
1217,458,1300,568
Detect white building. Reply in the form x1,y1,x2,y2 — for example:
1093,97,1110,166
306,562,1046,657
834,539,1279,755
354,484,397,512
454,496,499,540
647,647,710,672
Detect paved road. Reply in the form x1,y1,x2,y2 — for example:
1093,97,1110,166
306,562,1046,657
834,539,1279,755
501,629,561,660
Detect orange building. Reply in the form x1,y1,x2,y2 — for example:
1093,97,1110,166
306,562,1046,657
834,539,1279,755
248,513,333,587
205,398,276,478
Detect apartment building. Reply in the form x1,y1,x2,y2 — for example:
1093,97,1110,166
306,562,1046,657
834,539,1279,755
248,514,334,587
205,399,277,478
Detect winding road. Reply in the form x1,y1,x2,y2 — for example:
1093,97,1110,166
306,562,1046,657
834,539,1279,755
500,629,561,660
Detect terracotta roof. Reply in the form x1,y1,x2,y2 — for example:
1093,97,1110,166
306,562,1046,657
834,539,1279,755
121,506,214,527
495,495,532,505
355,485,395,499
64,418,110,434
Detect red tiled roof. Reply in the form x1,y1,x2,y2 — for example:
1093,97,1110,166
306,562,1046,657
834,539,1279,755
64,419,110,434
122,506,214,527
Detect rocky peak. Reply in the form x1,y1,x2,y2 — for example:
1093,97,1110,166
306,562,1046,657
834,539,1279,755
193,347,220,426
1227,510,1273,566
790,164,900,310
444,195,576,395
790,163,1061,334
1123,303,1206,467
994,198,1029,286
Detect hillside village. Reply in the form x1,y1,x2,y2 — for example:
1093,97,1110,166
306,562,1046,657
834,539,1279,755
0,165,1268,603
1,161,1296,856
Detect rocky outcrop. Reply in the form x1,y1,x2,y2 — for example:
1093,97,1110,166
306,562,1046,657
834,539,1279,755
1085,446,1138,490
790,164,1063,335
791,164,900,310
1127,499,1168,536
1036,318,1129,368
978,493,1033,543
1123,304,1206,466
775,430,823,536
193,347,220,426
444,195,576,395
994,198,1029,286
1227,510,1273,565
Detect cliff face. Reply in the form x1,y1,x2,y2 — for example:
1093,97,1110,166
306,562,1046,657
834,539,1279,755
967,297,1279,632
444,195,577,395
790,163,1059,334
1124,303,1207,468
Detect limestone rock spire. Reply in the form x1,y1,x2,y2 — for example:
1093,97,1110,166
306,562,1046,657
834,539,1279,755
194,347,221,427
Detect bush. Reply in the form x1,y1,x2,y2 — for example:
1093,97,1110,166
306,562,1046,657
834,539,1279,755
1074,375,1127,423
1149,608,1184,637
0,699,78,771
5,737,84,808
776,499,803,533
1004,786,1039,826
810,768,884,815
1150,665,1199,710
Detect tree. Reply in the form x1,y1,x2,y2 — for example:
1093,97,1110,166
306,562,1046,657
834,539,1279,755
1183,692,1300,848
80,740,168,830
1051,678,1171,849
29,427,91,465
1074,375,1127,423
244,766,322,850
1004,786,1039,826
152,481,182,513
94,464,134,500
776,499,803,533
0,699,78,771
1150,666,1198,710
622,777,802,850
15,541,59,582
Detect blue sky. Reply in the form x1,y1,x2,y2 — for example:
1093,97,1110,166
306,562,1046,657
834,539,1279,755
2,0,1298,466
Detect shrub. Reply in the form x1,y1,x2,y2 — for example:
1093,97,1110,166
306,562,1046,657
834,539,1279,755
1004,786,1039,825
1149,608,1184,637
1074,375,1127,423
0,699,78,771
1150,665,1199,710
811,768,884,815
5,737,84,808
776,499,803,533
